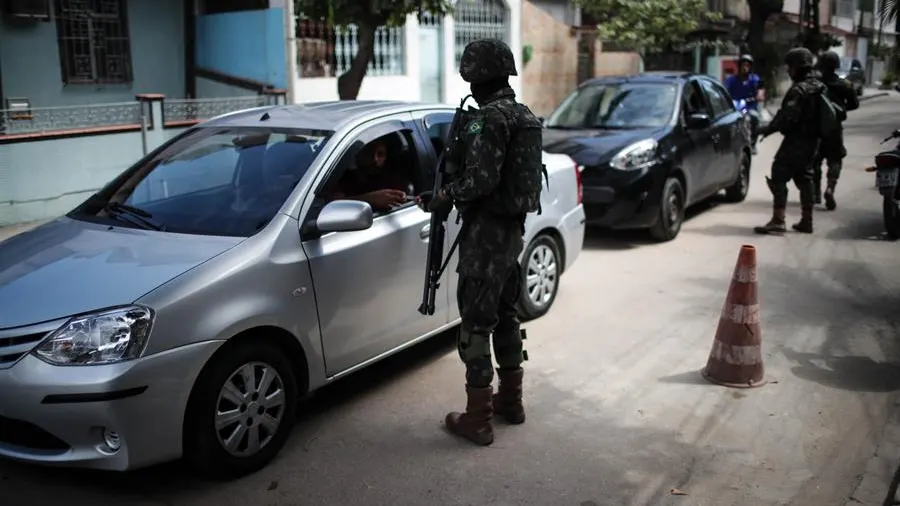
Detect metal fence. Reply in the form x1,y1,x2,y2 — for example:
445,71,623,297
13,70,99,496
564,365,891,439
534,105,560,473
163,96,270,124
0,101,142,136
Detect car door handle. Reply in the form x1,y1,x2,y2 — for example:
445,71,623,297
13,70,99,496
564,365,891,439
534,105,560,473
420,224,430,239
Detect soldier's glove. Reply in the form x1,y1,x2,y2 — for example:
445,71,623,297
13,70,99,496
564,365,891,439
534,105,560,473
417,189,453,221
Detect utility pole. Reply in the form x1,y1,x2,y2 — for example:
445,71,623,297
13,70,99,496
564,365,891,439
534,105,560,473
800,0,821,49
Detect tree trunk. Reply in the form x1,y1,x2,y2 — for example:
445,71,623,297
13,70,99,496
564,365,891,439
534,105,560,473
747,0,784,96
337,22,377,100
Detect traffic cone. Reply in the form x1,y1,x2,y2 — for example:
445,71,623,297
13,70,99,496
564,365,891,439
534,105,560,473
702,245,766,388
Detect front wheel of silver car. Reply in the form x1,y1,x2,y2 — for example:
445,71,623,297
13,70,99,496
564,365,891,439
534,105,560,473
517,233,562,321
184,340,298,480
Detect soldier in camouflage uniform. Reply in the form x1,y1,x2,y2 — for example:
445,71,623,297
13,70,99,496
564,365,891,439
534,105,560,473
755,47,827,235
423,39,544,446
812,51,859,210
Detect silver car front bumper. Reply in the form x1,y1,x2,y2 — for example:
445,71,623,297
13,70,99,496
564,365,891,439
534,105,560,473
0,340,221,471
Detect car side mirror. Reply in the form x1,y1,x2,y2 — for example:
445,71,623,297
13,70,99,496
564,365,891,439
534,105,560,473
686,113,711,129
315,200,374,233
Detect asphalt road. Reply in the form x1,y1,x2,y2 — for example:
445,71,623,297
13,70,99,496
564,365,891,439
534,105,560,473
3,95,900,506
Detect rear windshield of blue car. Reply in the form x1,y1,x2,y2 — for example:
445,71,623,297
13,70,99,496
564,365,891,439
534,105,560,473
545,82,678,129
70,126,334,237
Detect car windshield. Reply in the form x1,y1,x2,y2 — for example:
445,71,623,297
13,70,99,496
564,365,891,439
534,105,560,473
545,82,678,129
71,126,333,237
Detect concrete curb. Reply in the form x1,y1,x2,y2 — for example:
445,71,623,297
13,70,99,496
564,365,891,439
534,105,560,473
843,400,900,505
861,92,891,101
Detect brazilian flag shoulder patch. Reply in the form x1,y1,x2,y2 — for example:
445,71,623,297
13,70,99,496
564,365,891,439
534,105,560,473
467,118,483,135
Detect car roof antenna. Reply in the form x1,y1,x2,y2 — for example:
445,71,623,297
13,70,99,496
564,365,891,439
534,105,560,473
259,112,271,121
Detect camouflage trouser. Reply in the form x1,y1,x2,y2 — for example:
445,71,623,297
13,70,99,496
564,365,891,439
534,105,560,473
813,131,847,193
769,159,816,209
456,264,523,388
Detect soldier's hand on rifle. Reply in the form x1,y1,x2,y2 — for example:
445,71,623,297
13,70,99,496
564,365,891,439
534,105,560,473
417,189,453,220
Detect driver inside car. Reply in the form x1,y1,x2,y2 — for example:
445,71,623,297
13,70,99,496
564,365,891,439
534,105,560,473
326,137,412,212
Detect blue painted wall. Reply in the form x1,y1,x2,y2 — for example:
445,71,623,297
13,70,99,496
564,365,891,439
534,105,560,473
0,126,193,226
0,0,185,107
195,7,286,89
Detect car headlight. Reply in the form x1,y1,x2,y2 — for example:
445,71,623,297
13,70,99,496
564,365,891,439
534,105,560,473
34,306,154,366
610,139,658,171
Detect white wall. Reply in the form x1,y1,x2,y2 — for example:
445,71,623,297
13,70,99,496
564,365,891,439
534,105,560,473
292,0,523,105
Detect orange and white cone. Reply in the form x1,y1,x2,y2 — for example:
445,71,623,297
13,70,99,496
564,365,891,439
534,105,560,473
702,245,766,388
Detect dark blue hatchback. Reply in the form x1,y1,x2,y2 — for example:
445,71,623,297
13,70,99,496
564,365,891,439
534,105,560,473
542,72,752,241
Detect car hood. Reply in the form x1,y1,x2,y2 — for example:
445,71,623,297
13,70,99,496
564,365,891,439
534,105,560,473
0,217,244,329
542,127,659,167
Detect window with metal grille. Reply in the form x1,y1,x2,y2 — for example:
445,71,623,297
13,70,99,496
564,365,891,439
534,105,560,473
453,0,510,66
835,0,855,18
55,0,133,84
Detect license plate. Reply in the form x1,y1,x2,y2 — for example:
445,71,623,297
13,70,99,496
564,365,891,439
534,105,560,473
876,169,899,188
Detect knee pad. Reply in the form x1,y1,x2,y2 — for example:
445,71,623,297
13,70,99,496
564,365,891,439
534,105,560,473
457,328,492,363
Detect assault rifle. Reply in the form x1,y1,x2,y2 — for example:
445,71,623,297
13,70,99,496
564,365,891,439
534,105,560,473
418,95,478,316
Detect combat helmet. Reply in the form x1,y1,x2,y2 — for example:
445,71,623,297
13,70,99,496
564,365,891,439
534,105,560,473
459,38,518,84
816,50,841,72
784,47,815,69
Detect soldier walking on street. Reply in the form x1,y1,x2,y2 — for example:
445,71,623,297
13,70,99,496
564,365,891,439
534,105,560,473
755,47,827,235
813,51,859,210
419,39,545,446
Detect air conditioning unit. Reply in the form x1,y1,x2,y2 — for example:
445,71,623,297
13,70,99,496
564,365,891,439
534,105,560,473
2,0,51,21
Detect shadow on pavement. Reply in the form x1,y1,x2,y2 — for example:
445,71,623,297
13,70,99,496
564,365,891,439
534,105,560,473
681,257,900,394
582,196,737,249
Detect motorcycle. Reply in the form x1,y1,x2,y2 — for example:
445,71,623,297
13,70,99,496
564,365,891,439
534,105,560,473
733,98,763,146
864,129,900,239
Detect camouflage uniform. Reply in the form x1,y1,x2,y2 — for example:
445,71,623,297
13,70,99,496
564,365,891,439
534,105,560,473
755,47,826,235
437,39,543,446
812,51,860,210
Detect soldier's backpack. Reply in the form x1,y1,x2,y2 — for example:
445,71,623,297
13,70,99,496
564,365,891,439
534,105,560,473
818,91,844,139
498,103,550,216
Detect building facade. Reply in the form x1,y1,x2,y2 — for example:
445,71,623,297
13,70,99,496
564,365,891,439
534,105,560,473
293,0,523,105
0,0,289,227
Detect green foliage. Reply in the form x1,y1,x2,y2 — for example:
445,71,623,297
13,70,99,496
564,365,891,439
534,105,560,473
883,72,897,86
294,0,452,27
797,32,842,53
575,0,720,54
878,0,898,24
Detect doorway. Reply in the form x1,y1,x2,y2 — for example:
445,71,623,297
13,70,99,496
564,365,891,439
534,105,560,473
418,13,443,103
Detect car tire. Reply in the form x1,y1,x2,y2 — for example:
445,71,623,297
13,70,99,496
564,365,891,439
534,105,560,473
884,193,900,240
517,233,562,321
649,177,685,242
183,339,299,480
724,151,751,203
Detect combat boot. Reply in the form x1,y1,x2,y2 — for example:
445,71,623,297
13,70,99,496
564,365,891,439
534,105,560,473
493,368,525,424
753,207,787,235
792,207,814,233
823,179,838,211
446,386,494,446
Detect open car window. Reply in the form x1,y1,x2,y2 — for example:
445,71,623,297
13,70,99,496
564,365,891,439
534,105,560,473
70,126,334,237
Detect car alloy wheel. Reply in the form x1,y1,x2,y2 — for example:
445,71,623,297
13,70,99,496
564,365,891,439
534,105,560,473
526,243,558,310
725,152,751,203
215,361,286,457
517,234,562,320
184,340,298,479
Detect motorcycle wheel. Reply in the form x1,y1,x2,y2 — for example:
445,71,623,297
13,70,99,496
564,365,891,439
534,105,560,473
883,192,900,240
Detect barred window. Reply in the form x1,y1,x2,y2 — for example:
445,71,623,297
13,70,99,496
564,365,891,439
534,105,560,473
453,0,509,66
55,0,133,84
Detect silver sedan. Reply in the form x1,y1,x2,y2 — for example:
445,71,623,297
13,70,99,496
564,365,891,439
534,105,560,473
0,100,585,478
